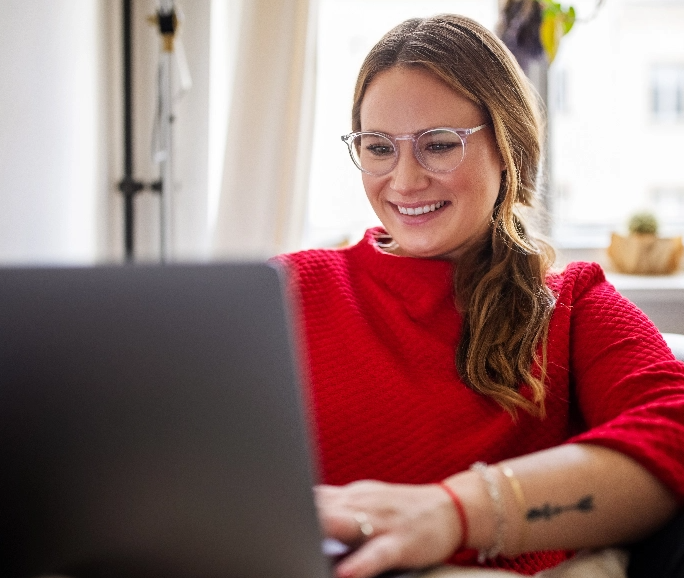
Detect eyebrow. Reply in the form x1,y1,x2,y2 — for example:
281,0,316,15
358,125,486,137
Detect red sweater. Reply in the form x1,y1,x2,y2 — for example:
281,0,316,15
276,228,684,574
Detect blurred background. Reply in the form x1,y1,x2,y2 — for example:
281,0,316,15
0,0,683,266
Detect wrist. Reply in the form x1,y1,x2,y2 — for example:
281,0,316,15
441,469,497,553
437,481,468,552
442,464,527,561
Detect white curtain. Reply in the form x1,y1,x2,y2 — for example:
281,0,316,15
210,0,318,259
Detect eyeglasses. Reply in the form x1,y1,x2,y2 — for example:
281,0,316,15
341,124,489,176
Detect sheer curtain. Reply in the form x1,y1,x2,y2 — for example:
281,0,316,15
210,0,318,259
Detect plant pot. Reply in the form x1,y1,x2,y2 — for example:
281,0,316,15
607,233,683,275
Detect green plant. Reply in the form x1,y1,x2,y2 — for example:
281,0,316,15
538,1,576,63
628,212,659,236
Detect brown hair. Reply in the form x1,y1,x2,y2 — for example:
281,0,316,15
352,15,556,416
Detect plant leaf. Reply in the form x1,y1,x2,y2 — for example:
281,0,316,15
563,6,576,34
540,12,563,63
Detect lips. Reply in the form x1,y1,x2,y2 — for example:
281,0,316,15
395,201,447,216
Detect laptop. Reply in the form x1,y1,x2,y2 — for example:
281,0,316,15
0,262,333,578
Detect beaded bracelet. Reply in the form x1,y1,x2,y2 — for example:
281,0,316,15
470,461,505,563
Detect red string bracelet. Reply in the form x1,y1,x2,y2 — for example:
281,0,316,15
438,481,469,553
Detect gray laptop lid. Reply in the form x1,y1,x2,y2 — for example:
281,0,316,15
0,262,330,578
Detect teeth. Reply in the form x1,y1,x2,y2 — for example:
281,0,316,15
397,201,445,215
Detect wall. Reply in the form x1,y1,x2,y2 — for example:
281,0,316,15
0,0,114,264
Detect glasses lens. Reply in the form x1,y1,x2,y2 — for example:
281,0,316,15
351,133,396,175
416,129,465,172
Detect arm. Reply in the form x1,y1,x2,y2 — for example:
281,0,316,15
316,443,678,578
460,443,677,555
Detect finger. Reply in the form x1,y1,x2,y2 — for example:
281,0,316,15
320,510,375,545
335,534,402,578
314,483,338,495
314,484,346,510
315,485,377,544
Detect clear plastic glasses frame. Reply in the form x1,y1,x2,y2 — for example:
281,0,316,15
340,123,489,176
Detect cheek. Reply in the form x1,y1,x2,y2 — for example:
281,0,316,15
448,166,501,219
466,150,504,198
362,174,384,203
450,168,496,199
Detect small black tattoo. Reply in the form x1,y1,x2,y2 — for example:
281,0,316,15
526,495,594,521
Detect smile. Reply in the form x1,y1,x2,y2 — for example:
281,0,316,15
396,201,446,216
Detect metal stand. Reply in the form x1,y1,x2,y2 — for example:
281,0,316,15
155,1,177,263
117,0,179,263
117,0,161,262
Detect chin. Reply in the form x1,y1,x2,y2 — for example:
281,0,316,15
395,241,449,260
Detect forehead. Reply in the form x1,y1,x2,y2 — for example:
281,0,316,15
359,66,485,133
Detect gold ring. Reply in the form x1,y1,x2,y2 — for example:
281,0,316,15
354,512,374,539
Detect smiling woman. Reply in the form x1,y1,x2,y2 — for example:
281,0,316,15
277,11,684,578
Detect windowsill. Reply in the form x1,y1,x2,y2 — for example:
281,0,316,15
556,245,684,293
606,271,684,292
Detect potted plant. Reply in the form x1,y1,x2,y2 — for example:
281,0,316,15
607,212,683,275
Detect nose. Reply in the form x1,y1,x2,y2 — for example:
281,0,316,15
389,140,429,195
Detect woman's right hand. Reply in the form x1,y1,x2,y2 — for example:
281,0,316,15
315,480,464,578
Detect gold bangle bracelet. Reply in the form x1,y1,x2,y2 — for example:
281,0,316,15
499,465,527,553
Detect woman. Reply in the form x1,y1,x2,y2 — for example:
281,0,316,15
277,14,684,578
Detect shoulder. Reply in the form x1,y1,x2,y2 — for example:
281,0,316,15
548,261,662,345
544,261,643,351
546,261,607,298
271,228,384,285
546,261,630,314
271,235,377,300
272,245,359,288
273,246,347,273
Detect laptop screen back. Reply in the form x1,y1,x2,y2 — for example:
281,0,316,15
0,262,329,578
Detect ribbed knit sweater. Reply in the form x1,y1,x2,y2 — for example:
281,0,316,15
276,228,684,575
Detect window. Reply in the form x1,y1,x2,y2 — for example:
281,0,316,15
652,64,684,122
652,187,684,234
549,0,684,247
551,67,569,116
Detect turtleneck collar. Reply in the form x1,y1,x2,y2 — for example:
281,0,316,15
345,227,457,322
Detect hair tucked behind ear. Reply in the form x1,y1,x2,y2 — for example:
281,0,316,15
352,15,556,417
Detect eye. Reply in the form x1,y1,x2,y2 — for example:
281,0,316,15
420,131,464,155
361,136,395,158
425,141,461,153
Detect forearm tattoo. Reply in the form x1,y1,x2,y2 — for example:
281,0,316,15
526,495,594,522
